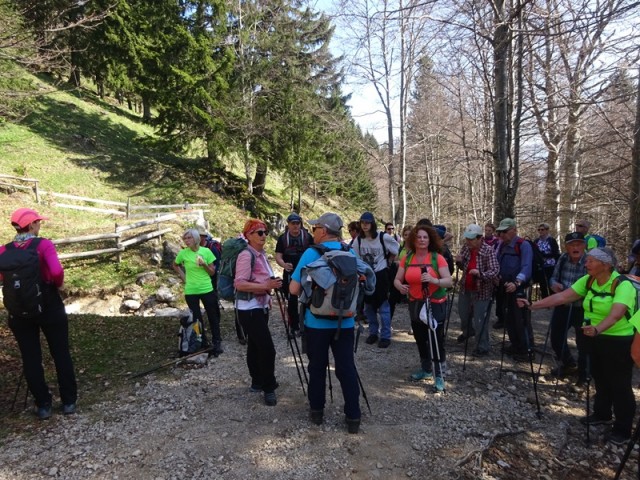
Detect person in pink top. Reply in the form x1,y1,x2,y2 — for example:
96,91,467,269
234,218,282,406
0,208,77,419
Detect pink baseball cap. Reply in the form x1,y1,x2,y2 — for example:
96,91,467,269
10,208,49,229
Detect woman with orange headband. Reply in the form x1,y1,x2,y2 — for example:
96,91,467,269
234,219,282,406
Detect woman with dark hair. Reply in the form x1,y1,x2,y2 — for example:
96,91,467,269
351,212,399,348
234,219,282,406
173,228,223,356
523,248,636,446
393,225,453,392
0,208,77,419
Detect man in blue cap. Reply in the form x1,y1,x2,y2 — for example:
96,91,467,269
276,213,313,334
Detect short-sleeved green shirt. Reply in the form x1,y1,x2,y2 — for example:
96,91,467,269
571,271,636,336
175,247,216,295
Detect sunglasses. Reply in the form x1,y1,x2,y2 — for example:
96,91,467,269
537,228,547,231
386,227,395,231
252,230,268,236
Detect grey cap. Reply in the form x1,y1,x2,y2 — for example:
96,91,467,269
586,247,617,267
308,212,343,232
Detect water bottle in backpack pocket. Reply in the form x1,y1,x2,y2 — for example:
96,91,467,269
177,311,203,356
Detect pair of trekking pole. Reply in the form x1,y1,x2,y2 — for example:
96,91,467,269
273,288,372,414
461,297,494,372
421,270,445,392
273,289,308,396
497,287,541,418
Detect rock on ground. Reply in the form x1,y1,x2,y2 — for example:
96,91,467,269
0,302,636,479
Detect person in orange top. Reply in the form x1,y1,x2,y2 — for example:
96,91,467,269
393,225,453,392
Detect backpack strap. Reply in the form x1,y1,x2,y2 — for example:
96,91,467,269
585,275,631,320
5,237,42,252
379,231,388,262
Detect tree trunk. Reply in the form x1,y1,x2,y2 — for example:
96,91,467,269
253,162,267,197
629,67,640,247
492,11,513,220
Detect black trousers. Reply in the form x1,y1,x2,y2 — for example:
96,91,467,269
9,298,77,408
591,335,635,437
496,289,533,353
237,308,278,393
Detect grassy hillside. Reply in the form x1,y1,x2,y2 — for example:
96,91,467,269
0,73,362,293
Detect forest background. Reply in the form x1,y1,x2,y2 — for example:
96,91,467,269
1,0,640,259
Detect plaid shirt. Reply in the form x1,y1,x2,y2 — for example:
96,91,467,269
458,241,500,301
550,253,586,307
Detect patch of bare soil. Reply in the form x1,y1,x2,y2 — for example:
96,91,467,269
0,301,638,479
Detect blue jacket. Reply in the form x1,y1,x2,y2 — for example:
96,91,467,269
498,236,532,284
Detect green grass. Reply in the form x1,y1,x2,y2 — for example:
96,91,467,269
0,308,238,439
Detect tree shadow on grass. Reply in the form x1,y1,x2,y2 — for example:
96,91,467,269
21,95,188,197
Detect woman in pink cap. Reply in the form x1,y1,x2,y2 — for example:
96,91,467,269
0,208,77,419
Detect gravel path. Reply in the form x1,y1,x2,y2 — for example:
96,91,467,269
0,302,637,479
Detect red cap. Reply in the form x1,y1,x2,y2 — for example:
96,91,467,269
10,208,49,229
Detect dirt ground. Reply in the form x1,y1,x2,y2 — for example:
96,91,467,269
0,299,639,479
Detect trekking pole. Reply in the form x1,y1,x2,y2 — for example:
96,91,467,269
498,293,508,378
465,297,494,372
535,315,553,382
425,296,446,393
583,319,593,445
462,306,472,372
522,302,542,418
327,363,334,403
444,267,459,339
274,289,308,394
129,346,214,379
11,372,24,411
354,365,372,414
552,303,575,396
614,413,640,479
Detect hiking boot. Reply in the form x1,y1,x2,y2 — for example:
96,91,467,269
550,363,577,377
410,369,433,381
62,403,77,415
606,429,630,446
493,321,504,330
310,409,324,425
249,383,262,393
345,417,360,434
377,338,391,348
580,414,612,426
513,353,531,363
434,376,445,393
264,392,277,406
472,349,490,357
365,334,379,345
457,331,475,343
238,337,247,346
36,404,52,420
211,343,224,356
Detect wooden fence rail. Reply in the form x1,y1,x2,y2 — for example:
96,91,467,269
0,173,209,262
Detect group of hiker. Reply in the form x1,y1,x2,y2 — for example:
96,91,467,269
3,205,640,445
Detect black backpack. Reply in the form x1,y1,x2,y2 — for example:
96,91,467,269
0,238,44,319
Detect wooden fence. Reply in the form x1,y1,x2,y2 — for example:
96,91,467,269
0,174,209,218
53,213,191,261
